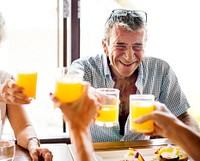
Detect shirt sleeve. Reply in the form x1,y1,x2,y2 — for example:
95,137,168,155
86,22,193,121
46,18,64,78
159,65,190,117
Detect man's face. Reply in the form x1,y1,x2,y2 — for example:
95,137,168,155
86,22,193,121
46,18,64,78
103,26,145,78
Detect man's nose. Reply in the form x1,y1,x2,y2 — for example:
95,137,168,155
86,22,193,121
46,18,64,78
123,46,135,60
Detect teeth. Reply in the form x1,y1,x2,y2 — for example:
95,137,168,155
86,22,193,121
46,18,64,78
123,62,132,66
119,60,134,66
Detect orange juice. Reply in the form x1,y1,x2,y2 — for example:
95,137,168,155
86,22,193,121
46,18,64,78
95,88,119,127
16,72,38,98
96,105,118,122
130,102,154,133
55,81,83,103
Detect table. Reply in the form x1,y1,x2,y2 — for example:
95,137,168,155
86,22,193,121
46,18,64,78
91,139,193,161
67,139,193,161
93,138,172,151
68,138,174,161
14,143,73,161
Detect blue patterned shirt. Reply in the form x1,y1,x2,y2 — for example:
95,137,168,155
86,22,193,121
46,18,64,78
70,54,190,142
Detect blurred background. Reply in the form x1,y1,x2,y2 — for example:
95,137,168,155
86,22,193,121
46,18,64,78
0,0,199,138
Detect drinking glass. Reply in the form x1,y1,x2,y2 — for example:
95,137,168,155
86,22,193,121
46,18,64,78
15,68,38,99
95,88,120,127
0,133,15,161
54,67,84,104
130,94,155,133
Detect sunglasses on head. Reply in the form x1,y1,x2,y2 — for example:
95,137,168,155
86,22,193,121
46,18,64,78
109,9,147,23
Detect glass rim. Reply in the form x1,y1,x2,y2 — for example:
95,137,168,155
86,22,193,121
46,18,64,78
95,88,120,93
129,94,155,100
56,67,84,76
0,133,15,140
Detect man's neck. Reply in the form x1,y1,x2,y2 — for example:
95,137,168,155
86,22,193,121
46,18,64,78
114,71,138,135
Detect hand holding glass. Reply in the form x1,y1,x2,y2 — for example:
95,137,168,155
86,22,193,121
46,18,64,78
15,69,38,98
130,94,155,133
0,133,15,161
95,88,120,127
54,67,84,104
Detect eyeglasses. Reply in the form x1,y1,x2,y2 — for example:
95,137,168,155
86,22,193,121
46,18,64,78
113,43,144,52
109,9,147,23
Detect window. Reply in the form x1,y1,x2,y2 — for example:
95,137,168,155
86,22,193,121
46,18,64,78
0,0,67,138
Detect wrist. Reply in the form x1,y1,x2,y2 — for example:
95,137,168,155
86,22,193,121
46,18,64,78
27,137,40,151
68,121,86,132
167,121,186,141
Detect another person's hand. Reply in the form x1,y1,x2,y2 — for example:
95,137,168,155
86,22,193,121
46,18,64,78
134,102,185,139
29,147,53,161
0,79,30,104
50,83,102,131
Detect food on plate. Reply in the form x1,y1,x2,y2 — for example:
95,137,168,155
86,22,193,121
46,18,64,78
120,148,145,161
151,144,188,161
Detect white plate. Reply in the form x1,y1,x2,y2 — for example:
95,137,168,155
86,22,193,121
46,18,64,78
68,144,192,161
93,148,159,161
68,145,159,161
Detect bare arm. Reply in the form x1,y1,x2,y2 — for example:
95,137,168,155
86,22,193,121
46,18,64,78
7,104,36,146
178,112,200,132
7,104,53,161
69,127,94,161
134,102,200,161
50,85,101,161
168,121,200,161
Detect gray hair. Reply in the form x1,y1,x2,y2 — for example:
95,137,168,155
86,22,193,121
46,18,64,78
0,13,6,43
103,9,147,45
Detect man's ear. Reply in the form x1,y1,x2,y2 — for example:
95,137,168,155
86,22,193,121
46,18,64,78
102,40,109,55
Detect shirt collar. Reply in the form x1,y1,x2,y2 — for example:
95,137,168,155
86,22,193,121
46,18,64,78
102,53,111,76
135,59,145,94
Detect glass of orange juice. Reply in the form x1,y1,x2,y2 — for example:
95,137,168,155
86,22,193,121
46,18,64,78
15,69,38,98
130,94,155,133
95,88,120,127
54,67,84,105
